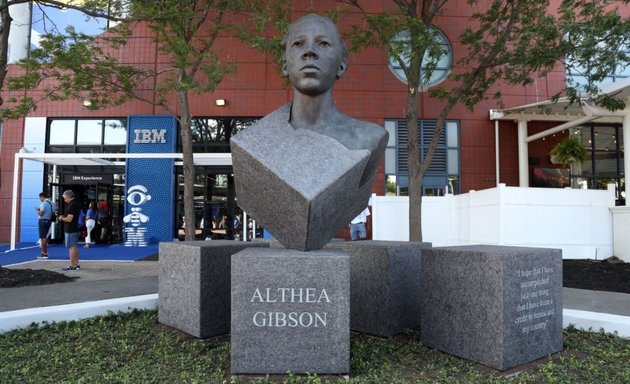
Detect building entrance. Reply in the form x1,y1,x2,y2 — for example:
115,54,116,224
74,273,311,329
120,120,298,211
176,171,246,240
51,180,124,245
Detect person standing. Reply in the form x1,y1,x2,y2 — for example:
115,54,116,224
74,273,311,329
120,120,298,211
234,213,243,240
349,207,371,241
97,199,110,242
84,201,97,248
57,190,81,271
35,192,54,259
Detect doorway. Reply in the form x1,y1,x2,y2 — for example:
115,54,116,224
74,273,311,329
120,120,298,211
52,181,124,244
176,171,242,240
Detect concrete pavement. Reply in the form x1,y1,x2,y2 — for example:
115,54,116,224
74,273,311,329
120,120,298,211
0,260,158,312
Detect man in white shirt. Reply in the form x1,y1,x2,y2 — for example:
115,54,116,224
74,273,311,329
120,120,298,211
349,207,370,241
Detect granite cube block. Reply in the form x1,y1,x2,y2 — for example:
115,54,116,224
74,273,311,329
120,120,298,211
231,248,350,374
230,104,374,251
421,245,563,370
325,240,431,336
158,240,269,338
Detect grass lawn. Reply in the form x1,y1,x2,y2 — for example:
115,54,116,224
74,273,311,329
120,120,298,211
1,310,629,383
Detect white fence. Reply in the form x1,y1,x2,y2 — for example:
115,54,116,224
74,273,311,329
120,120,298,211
372,184,616,260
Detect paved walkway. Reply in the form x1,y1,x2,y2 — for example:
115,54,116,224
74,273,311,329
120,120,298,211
0,260,158,312
564,287,630,317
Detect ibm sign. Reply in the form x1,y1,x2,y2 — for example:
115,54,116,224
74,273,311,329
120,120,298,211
133,129,167,144
126,115,177,244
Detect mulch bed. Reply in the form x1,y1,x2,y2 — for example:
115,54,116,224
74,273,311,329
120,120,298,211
0,267,78,288
1,259,629,292
563,258,630,294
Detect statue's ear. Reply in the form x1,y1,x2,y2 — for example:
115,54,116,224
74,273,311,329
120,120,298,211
282,59,289,78
336,57,348,79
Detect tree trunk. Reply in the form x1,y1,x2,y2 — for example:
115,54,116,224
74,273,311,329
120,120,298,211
177,87,196,241
0,0,11,106
406,88,423,242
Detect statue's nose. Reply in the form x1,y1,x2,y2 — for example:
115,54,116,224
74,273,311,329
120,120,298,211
302,42,318,59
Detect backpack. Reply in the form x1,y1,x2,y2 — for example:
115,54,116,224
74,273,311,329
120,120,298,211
78,209,86,228
46,200,57,221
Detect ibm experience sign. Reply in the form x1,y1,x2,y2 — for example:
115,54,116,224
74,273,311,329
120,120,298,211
63,174,113,184
125,115,177,245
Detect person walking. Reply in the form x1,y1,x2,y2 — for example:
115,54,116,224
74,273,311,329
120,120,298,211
35,192,54,259
57,190,81,271
84,201,97,248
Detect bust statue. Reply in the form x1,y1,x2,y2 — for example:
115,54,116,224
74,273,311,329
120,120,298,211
230,14,388,250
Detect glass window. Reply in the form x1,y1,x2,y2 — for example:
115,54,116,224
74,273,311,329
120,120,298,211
448,176,459,195
385,148,396,174
567,124,624,203
384,120,396,147
49,120,75,145
48,118,127,151
47,146,74,153
594,154,618,178
446,121,458,147
77,120,103,145
76,146,103,154
593,127,617,151
104,119,127,145
385,175,397,195
388,27,453,89
189,117,257,153
447,148,459,174
566,40,629,90
387,118,460,196
191,118,256,144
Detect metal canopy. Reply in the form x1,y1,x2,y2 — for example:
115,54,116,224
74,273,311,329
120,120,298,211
25,156,116,166
490,77,630,124
15,152,233,166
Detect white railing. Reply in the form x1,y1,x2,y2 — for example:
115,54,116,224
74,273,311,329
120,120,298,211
372,184,616,259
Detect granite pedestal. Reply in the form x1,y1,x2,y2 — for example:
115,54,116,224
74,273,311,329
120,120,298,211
421,245,563,370
158,240,269,338
231,248,350,374
325,240,431,336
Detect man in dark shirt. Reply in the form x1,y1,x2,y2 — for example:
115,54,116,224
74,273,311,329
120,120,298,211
57,190,81,271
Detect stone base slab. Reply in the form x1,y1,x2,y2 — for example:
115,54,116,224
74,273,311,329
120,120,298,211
231,248,350,374
158,240,269,338
325,240,431,336
421,245,563,371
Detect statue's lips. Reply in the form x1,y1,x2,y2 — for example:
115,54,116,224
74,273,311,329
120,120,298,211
300,64,320,73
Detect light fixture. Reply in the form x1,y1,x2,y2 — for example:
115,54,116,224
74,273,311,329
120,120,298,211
215,99,226,106
82,100,92,107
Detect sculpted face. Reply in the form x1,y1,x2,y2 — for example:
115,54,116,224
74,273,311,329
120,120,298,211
282,15,348,96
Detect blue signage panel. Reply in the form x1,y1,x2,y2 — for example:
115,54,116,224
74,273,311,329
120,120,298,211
125,115,177,245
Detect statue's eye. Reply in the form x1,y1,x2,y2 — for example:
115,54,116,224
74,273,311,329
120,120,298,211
291,41,303,47
319,41,331,47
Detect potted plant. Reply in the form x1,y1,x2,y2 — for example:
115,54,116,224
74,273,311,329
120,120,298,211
550,135,588,165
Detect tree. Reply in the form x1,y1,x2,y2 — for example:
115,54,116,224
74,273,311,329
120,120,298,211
0,0,128,106
3,0,287,240
339,0,630,241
